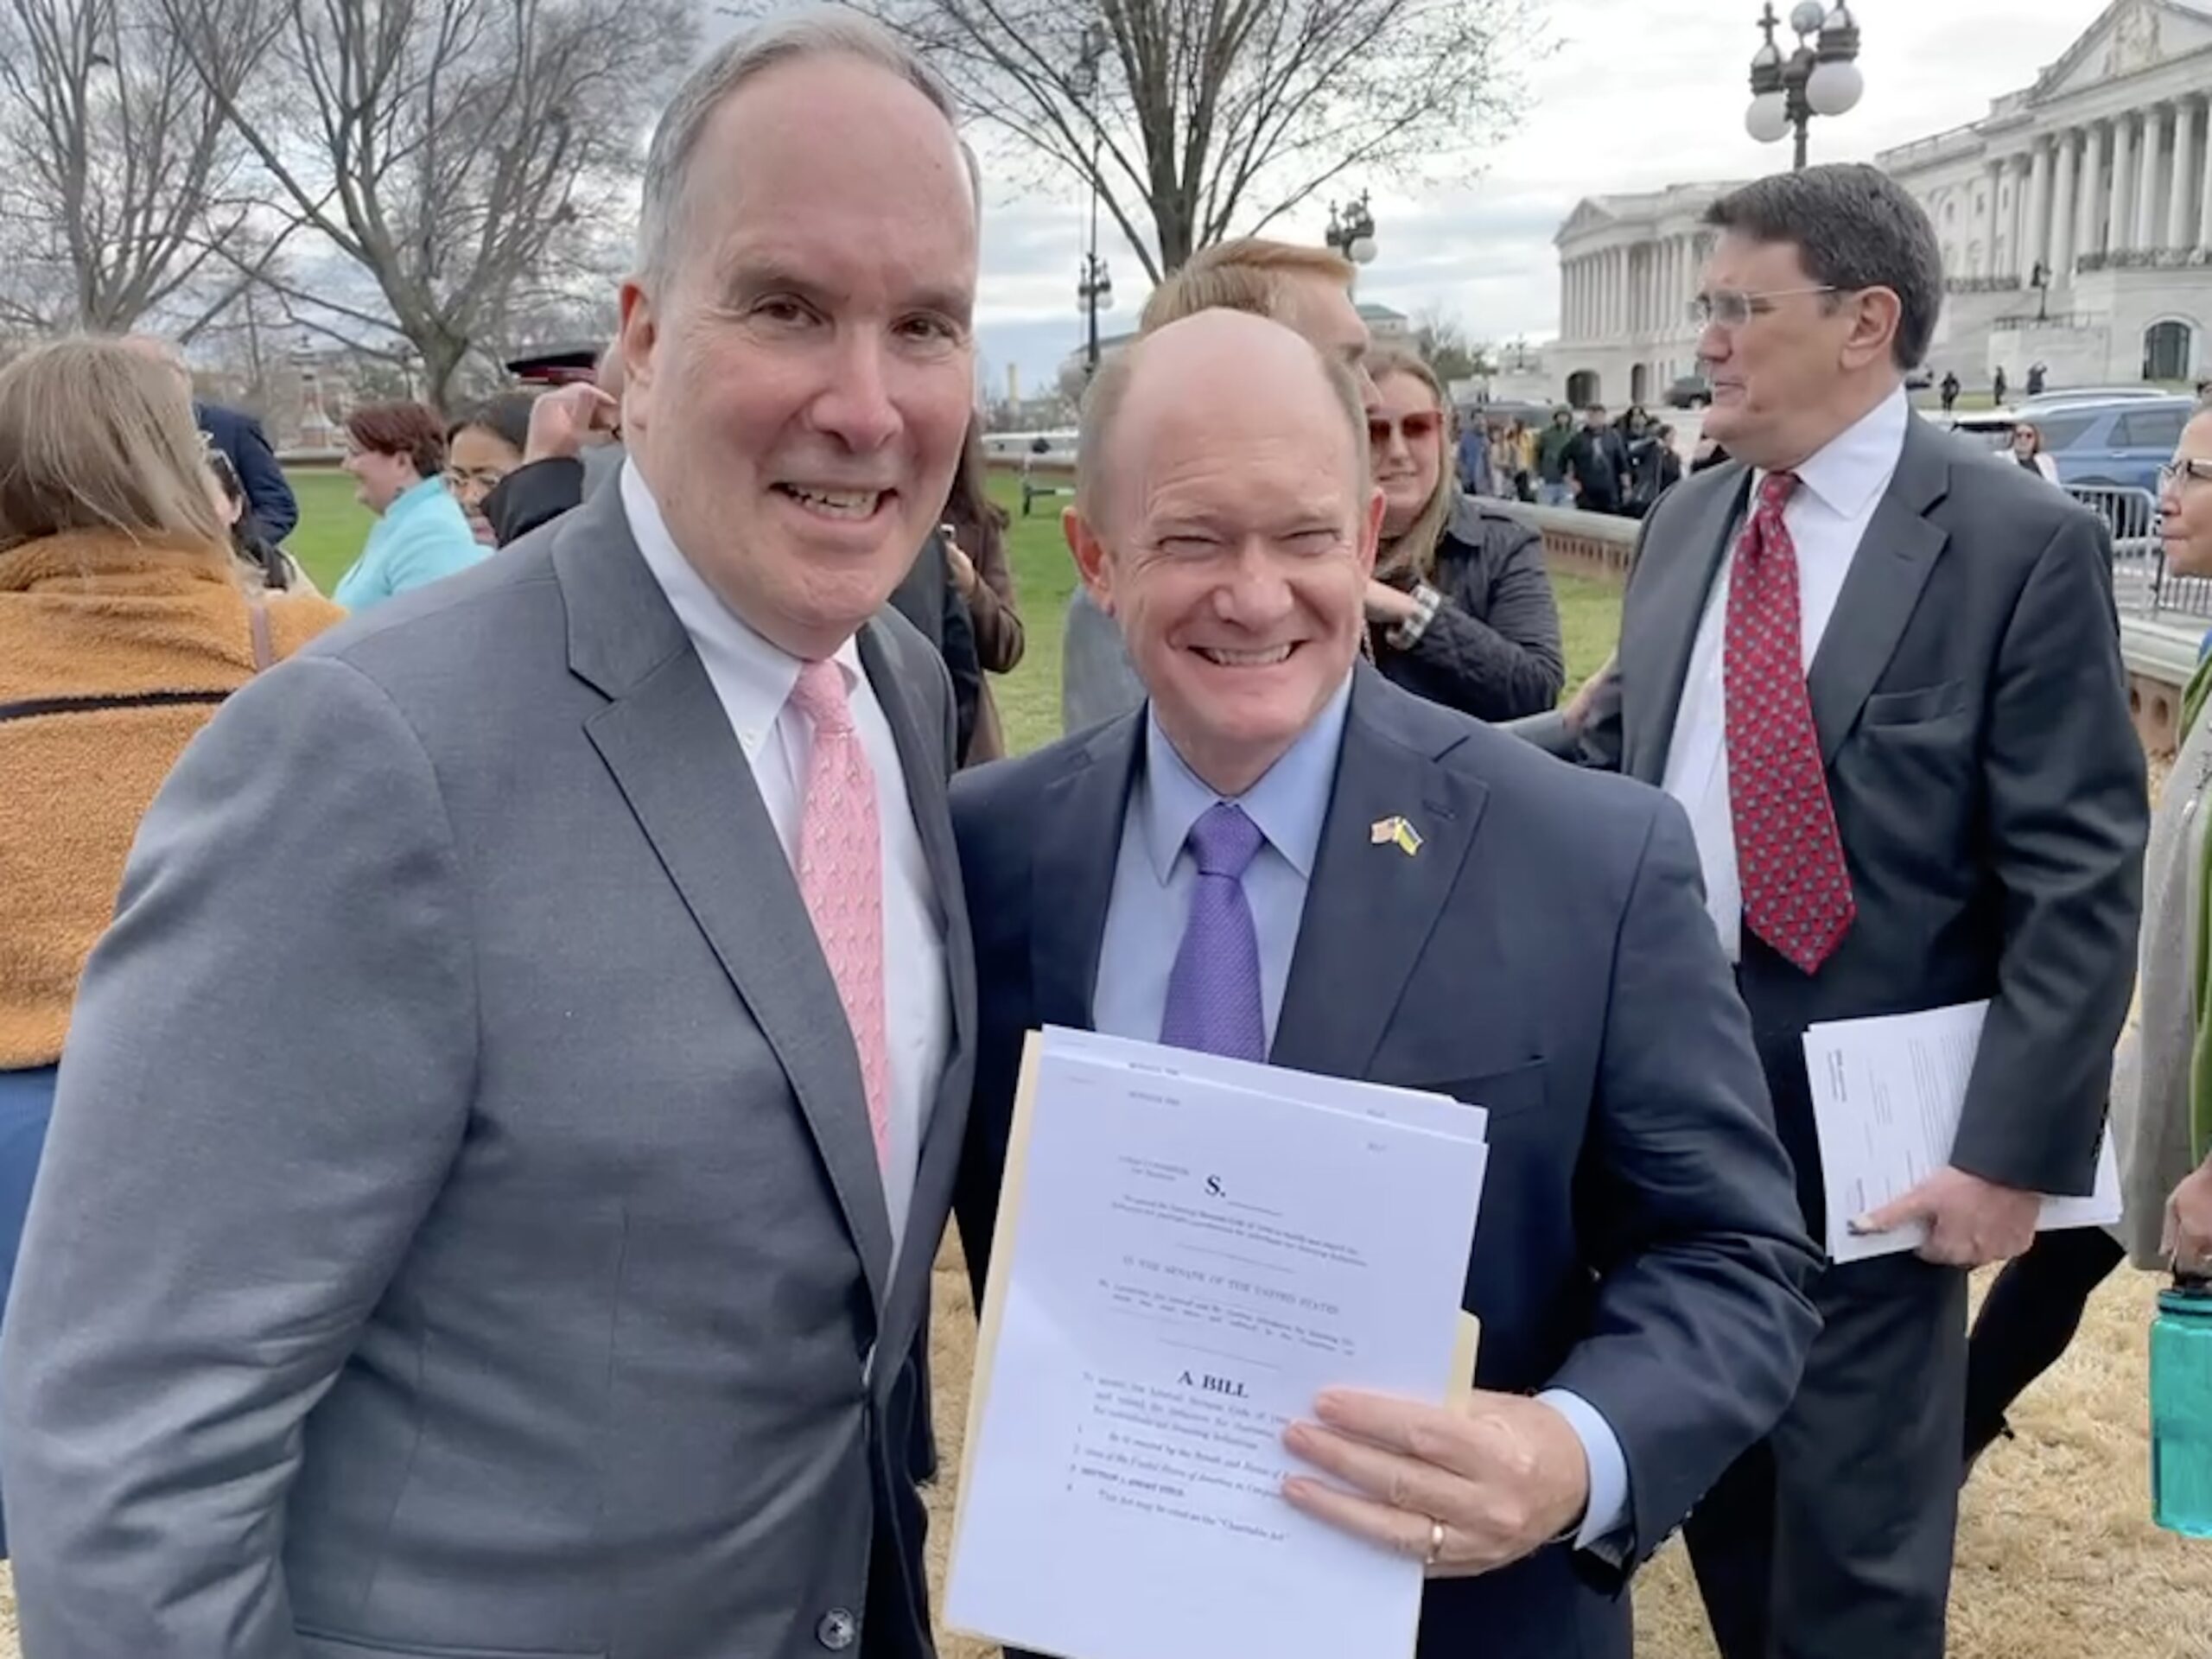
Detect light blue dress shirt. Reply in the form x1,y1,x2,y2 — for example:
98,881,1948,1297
1091,674,1631,1556
333,476,488,612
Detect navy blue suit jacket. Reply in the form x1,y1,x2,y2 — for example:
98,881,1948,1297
950,665,1821,1659
196,401,298,544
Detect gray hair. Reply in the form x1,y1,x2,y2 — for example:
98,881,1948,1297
636,7,976,289
1074,326,1370,527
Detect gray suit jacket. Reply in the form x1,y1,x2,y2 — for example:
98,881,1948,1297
0,484,976,1659
1575,411,2146,1231
1058,585,1146,735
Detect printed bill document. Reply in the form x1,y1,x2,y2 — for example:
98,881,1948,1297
1803,999,2120,1265
944,1027,1490,1659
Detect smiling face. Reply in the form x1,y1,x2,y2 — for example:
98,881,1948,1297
619,52,978,659
1069,311,1381,796
2160,410,2212,579
340,443,416,515
1370,369,1445,538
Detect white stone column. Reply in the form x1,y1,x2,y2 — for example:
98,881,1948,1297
2108,116,2136,253
2170,99,2202,252
2050,127,2080,276
2136,107,2165,251
1570,257,1586,338
1615,245,1629,336
2198,95,2212,256
2023,140,2053,281
1978,160,2002,275
2079,120,2109,261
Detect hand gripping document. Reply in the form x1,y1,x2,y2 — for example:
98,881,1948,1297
944,1028,1488,1659
1804,999,2120,1264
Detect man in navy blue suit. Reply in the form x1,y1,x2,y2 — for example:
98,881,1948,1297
950,308,1821,1659
122,334,298,543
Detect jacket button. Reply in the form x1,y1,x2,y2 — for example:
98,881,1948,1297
817,1608,858,1651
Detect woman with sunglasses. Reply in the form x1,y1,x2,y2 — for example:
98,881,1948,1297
1360,346,1565,721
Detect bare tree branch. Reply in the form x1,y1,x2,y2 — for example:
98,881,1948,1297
729,0,1544,283
155,0,697,408
0,0,267,333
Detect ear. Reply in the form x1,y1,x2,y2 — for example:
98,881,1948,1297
1841,286,1904,372
1355,485,1384,579
616,279,655,429
1063,505,1117,614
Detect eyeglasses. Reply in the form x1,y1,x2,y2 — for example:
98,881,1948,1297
1367,412,1443,447
2158,459,2212,493
1688,285,1841,329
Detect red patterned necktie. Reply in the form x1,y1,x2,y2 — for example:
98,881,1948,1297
1725,472,1855,975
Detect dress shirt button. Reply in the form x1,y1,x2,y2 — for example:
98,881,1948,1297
816,1608,858,1651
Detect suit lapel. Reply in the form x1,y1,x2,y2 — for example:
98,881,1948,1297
558,502,896,1315
1271,670,1486,1079
1033,715,1143,1032
1806,420,1950,765
1624,465,1748,782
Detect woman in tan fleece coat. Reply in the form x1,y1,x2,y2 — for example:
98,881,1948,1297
0,340,342,1471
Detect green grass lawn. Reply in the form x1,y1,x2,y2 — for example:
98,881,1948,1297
280,467,1623,759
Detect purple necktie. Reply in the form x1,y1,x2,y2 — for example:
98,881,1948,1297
1159,802,1268,1062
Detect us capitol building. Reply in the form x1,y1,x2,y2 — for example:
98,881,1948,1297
1549,0,2212,408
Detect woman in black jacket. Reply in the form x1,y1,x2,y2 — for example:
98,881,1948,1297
1361,346,1565,721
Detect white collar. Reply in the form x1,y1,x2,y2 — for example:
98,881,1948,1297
1757,385,1910,519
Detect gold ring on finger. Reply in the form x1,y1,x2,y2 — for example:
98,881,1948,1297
1423,1517,1445,1567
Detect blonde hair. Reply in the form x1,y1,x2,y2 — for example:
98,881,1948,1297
0,337,232,559
1364,345,1456,585
1139,238,1358,334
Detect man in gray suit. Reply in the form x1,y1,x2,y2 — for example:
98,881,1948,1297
0,15,979,1659
1531,166,2146,1658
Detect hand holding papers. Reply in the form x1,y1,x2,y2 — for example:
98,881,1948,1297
944,1028,1489,1659
1804,1001,2120,1267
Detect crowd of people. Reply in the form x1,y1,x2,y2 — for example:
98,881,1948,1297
0,7,2207,1659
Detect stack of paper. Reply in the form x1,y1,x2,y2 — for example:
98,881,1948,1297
944,1027,1491,1659
1803,1000,2121,1265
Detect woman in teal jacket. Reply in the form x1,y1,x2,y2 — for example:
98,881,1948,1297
334,401,486,610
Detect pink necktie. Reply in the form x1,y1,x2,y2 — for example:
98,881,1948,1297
789,660,892,1165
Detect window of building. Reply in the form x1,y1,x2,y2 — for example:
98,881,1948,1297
1945,200,1956,223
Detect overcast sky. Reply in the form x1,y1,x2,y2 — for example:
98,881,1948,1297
935,0,2118,399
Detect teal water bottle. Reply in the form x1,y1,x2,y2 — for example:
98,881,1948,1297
2152,1274,2212,1538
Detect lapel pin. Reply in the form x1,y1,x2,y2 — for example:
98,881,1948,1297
1370,815,1422,856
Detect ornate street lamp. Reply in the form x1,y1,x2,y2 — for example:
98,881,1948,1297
1325,192,1378,266
1071,23,1113,378
1745,2,1864,171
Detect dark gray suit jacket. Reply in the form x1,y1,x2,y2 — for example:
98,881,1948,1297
951,667,1821,1659
0,485,976,1659
1576,411,2147,1230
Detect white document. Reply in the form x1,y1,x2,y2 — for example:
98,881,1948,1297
944,1033,1487,1659
1804,1000,2122,1265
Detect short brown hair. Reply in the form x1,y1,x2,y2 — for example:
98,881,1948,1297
1139,238,1357,334
0,336,231,557
345,401,447,480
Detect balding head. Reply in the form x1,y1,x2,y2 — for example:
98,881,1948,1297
1064,308,1382,796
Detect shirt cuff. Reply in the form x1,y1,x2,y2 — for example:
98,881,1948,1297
1535,1388,1632,1558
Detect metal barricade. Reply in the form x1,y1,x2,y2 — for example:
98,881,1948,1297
2067,484,2212,621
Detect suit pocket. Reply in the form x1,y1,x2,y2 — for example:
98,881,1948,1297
1411,1058,1548,1122
298,1630,603,1659
1859,678,1967,728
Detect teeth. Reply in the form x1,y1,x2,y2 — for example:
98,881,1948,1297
1198,645,1293,667
783,486,882,518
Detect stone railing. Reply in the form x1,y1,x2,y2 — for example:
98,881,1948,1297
1499,499,2194,759
2078,248,2212,272
1944,276,2024,295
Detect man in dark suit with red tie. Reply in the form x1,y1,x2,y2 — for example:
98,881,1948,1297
1539,165,2146,1658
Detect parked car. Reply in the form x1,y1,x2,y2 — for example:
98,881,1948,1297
1946,394,2195,495
2018,385,2171,408
1664,374,1710,409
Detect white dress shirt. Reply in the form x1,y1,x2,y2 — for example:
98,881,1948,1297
621,464,950,1257
1661,386,1910,960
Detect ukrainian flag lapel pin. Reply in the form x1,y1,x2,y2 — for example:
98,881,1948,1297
1370,815,1422,857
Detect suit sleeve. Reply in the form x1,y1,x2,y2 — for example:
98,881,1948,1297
232,415,299,543
483,456,585,545
0,657,476,1658
1545,797,1821,1574
1951,512,2148,1193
